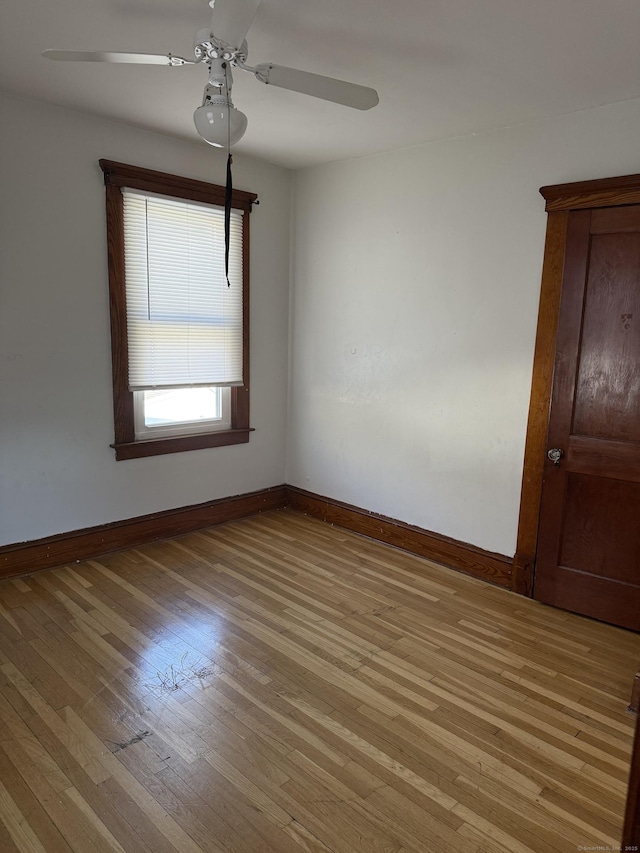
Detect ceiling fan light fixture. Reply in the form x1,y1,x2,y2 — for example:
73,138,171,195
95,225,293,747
44,0,380,155
194,101,248,147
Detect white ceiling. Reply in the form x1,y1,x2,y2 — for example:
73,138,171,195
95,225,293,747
3,0,640,169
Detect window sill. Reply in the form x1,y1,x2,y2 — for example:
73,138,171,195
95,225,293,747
112,428,252,460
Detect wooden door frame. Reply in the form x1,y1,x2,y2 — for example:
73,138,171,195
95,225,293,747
623,704,640,848
513,173,640,596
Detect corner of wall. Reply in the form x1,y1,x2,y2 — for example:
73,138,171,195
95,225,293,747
284,170,299,485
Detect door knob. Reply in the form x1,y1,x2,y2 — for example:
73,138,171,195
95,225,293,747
547,448,564,466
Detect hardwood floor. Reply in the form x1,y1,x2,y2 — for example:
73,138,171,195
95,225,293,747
0,509,638,853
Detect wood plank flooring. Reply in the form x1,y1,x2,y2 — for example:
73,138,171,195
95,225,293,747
0,508,638,853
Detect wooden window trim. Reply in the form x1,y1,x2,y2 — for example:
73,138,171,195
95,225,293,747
100,159,257,460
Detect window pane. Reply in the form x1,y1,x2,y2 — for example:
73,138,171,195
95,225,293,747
143,387,221,426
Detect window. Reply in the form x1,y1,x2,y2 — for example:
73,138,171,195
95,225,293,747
100,160,257,460
133,387,231,439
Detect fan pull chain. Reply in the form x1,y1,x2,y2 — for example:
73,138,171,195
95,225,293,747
224,62,232,288
225,152,233,288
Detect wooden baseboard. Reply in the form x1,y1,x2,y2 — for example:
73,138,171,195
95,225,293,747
286,486,513,590
0,485,288,579
0,483,514,591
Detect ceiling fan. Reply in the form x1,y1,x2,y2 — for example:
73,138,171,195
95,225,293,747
42,0,379,148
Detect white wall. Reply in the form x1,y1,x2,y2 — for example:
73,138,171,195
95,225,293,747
287,98,640,556
5,90,640,558
0,92,292,546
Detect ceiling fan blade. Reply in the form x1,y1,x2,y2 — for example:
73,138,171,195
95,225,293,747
209,0,263,47
252,64,379,110
42,50,194,66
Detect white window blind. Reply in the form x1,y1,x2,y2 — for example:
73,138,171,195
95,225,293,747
122,188,244,390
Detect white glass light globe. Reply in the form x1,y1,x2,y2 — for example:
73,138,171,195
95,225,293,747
193,104,248,147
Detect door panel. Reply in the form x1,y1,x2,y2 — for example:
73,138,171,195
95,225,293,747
534,206,640,631
572,233,640,442
559,474,640,584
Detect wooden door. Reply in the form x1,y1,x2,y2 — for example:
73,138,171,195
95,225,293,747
533,205,640,630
